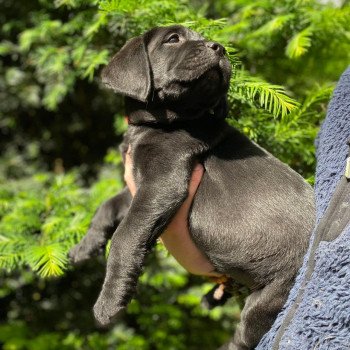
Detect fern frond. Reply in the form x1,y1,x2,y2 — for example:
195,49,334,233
179,18,228,35
83,12,108,38
299,85,334,116
250,14,294,37
285,27,313,59
0,233,33,272
230,72,299,119
0,171,95,277
0,199,11,216
99,0,138,12
26,244,68,278
0,253,24,272
80,49,109,81
0,199,45,235
41,217,68,239
43,213,91,245
237,1,273,20
308,7,350,36
0,233,30,250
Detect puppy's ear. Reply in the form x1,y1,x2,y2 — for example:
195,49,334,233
101,36,151,102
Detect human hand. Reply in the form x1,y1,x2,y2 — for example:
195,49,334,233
124,146,221,277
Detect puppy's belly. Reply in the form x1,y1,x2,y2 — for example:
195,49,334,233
188,155,314,285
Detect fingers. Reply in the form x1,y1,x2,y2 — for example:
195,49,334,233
175,163,204,216
124,146,137,196
125,146,204,200
160,163,219,276
165,164,203,233
188,163,205,198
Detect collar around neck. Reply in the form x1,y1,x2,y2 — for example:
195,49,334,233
124,97,226,126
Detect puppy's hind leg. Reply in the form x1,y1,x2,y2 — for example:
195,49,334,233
69,187,131,264
219,278,291,350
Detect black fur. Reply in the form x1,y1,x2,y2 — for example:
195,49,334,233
69,25,315,350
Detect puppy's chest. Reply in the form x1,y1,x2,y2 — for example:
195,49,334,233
125,124,219,181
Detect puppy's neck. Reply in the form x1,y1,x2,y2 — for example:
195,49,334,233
125,98,226,126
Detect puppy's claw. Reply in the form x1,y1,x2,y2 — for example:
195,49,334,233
93,295,124,327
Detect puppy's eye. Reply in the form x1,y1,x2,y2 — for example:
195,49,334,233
166,34,180,44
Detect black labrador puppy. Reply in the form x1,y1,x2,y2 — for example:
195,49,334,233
69,25,315,350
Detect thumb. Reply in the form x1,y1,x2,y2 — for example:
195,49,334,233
188,163,204,199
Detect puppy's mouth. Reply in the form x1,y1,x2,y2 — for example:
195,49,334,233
204,67,223,82
173,59,230,87
173,67,223,90
198,62,231,90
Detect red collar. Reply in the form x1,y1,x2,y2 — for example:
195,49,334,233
125,116,130,125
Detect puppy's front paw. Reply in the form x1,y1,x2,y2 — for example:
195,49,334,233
69,237,104,265
69,243,94,264
93,293,124,327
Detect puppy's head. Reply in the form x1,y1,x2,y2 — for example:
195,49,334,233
102,25,231,121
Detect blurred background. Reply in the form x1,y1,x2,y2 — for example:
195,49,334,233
0,0,349,349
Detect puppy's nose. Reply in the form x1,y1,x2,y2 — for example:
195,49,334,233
206,41,226,55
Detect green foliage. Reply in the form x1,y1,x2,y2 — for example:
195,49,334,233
230,69,300,118
0,168,123,277
285,27,313,59
0,0,349,348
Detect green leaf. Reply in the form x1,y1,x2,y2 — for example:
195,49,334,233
250,14,294,37
231,71,299,119
79,49,109,81
0,233,33,272
285,27,313,59
26,244,68,277
0,41,18,55
84,12,108,37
